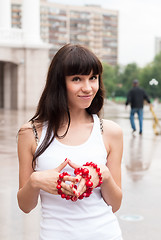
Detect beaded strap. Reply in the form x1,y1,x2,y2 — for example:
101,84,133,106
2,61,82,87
100,118,103,134
31,120,39,146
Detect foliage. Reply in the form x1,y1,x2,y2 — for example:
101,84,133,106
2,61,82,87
102,52,161,100
102,63,117,97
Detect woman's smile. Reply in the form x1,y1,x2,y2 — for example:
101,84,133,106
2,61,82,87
66,72,99,110
78,94,93,100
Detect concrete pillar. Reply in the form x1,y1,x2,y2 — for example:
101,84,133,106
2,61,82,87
4,63,11,109
22,0,41,43
17,62,26,110
24,48,48,109
0,63,4,108
0,0,11,29
11,64,17,109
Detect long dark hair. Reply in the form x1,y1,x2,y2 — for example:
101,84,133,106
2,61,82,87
31,43,105,167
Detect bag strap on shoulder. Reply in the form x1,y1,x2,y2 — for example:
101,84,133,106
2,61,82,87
99,118,103,134
31,120,39,146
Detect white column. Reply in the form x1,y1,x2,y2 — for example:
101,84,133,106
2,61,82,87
4,63,11,109
0,0,11,29
22,0,41,43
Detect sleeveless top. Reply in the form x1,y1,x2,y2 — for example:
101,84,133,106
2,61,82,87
35,114,122,240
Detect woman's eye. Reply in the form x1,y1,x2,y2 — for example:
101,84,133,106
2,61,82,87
90,75,98,80
72,77,81,81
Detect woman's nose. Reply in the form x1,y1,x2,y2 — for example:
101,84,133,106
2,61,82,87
82,80,92,92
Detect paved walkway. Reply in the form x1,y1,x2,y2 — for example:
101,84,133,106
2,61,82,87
0,102,161,240
104,102,161,240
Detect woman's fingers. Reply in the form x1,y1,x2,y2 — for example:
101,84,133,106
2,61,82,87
55,160,97,197
76,178,86,196
61,181,79,197
67,160,80,169
55,158,81,173
61,187,75,197
55,158,70,172
63,175,80,183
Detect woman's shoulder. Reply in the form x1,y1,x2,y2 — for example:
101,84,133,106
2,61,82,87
20,122,32,129
19,121,42,132
102,119,123,138
18,122,33,137
18,121,42,147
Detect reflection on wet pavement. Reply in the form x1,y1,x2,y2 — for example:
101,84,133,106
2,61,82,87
105,102,161,240
124,134,160,182
0,102,161,240
126,135,154,171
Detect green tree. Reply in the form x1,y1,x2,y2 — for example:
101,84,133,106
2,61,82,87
102,53,161,100
139,63,154,97
102,63,117,97
120,63,141,94
150,53,161,98
140,53,161,98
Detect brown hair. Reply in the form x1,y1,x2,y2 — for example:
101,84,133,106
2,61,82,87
31,44,105,167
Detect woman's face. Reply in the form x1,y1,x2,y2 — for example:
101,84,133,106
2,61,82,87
65,71,99,111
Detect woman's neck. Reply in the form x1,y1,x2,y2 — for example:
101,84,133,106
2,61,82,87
69,109,91,124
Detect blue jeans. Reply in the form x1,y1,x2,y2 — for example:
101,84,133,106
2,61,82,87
130,108,143,133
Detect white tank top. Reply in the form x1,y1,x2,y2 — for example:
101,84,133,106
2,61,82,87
35,114,122,240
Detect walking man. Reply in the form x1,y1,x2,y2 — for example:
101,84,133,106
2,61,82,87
125,79,151,135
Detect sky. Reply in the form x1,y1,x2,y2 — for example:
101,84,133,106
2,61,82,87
49,0,161,67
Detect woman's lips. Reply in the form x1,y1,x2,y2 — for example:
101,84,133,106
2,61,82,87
78,95,92,99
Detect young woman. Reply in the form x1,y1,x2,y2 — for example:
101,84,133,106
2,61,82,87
17,44,123,240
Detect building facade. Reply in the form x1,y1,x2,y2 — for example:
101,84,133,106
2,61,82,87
0,0,118,110
11,0,119,65
0,0,49,110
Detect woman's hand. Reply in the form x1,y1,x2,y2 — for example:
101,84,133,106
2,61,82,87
67,160,110,196
31,159,79,197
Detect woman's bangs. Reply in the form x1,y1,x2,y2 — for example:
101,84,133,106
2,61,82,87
64,49,102,76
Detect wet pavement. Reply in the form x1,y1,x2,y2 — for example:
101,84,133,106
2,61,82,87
0,101,161,240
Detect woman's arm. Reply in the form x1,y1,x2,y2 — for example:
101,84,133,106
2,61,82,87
17,124,79,213
67,120,123,211
17,123,40,213
101,120,123,213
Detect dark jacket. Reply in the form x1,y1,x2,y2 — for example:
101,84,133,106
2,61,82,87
125,86,151,108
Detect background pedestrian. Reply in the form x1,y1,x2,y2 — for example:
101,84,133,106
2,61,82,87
125,79,151,135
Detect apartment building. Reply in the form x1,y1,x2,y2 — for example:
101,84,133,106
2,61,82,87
11,2,22,29
11,0,118,65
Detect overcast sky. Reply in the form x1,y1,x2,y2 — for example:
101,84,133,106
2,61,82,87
49,0,161,67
